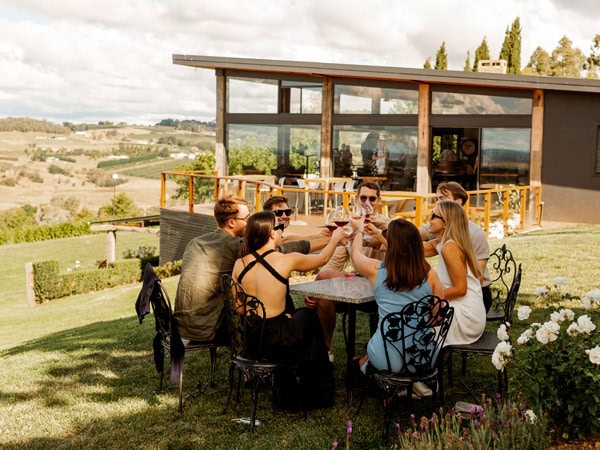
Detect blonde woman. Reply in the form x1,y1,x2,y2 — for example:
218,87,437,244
424,200,485,346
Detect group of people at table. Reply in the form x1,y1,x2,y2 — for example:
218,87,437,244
173,180,491,409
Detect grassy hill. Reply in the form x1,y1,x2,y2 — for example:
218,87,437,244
0,119,216,215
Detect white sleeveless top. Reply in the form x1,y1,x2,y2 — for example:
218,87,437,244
436,240,486,346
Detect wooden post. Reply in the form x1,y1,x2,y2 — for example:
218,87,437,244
416,84,431,195
107,230,116,263
25,262,36,307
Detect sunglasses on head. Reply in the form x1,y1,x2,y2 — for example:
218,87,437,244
273,208,292,217
430,212,445,222
273,223,285,232
359,195,377,203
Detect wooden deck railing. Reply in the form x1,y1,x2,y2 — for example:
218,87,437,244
160,170,542,237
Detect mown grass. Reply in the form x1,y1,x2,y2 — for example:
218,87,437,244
0,224,599,449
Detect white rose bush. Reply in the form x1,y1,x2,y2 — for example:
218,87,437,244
492,282,600,439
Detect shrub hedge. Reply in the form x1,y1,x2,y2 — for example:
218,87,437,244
0,221,92,245
32,258,141,302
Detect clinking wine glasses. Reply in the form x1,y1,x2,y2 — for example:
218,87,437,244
332,206,353,236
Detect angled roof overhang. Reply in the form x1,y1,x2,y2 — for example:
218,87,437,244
173,54,600,94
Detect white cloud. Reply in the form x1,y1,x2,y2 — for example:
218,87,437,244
0,0,598,124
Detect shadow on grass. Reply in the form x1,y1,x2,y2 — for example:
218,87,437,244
0,312,507,449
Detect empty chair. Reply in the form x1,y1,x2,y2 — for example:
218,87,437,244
135,263,223,413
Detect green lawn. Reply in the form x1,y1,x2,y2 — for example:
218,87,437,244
0,224,599,448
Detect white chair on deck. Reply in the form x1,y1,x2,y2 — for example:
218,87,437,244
327,180,347,214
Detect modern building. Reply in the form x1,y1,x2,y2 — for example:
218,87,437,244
173,54,600,224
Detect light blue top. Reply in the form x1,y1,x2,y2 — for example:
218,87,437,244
367,262,433,373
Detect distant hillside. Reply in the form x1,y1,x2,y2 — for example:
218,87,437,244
0,117,70,134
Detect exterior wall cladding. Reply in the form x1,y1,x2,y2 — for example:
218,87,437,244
542,91,600,224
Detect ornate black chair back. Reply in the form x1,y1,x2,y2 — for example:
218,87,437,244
487,244,519,322
381,295,454,375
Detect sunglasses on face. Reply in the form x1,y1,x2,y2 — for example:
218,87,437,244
273,208,292,217
430,212,445,222
359,195,378,203
273,223,285,232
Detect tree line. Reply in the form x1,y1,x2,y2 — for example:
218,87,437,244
425,17,599,79
0,117,216,133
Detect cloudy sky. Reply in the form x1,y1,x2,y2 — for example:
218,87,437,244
0,0,598,125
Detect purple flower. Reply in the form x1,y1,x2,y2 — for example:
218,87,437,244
347,420,353,436
331,441,338,450
410,414,416,424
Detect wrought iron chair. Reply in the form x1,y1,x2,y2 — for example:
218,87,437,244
443,264,522,396
486,244,519,322
221,274,306,432
135,263,223,414
354,295,454,439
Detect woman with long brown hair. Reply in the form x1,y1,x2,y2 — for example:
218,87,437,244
350,218,444,374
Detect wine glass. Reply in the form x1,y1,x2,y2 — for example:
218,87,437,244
362,201,374,224
324,212,337,233
332,206,350,228
351,203,364,221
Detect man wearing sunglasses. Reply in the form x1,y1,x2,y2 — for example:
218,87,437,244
264,196,331,250
305,181,390,358
419,181,492,312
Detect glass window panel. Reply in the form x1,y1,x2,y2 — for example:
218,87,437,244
334,85,418,114
480,128,531,185
333,125,418,189
227,124,321,175
432,92,532,114
227,77,278,113
282,81,322,114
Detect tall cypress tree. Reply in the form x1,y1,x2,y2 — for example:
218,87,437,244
500,26,511,62
473,37,490,72
435,42,448,70
508,18,522,74
464,51,472,72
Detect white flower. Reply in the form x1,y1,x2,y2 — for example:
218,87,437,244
550,308,575,324
586,346,600,365
534,287,549,298
582,289,600,306
581,297,592,310
517,328,533,345
517,305,532,321
497,323,510,341
576,315,596,334
566,322,581,337
491,341,512,370
554,277,568,287
535,321,560,344
524,409,537,424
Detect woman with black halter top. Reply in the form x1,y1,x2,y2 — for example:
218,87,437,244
231,211,345,409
